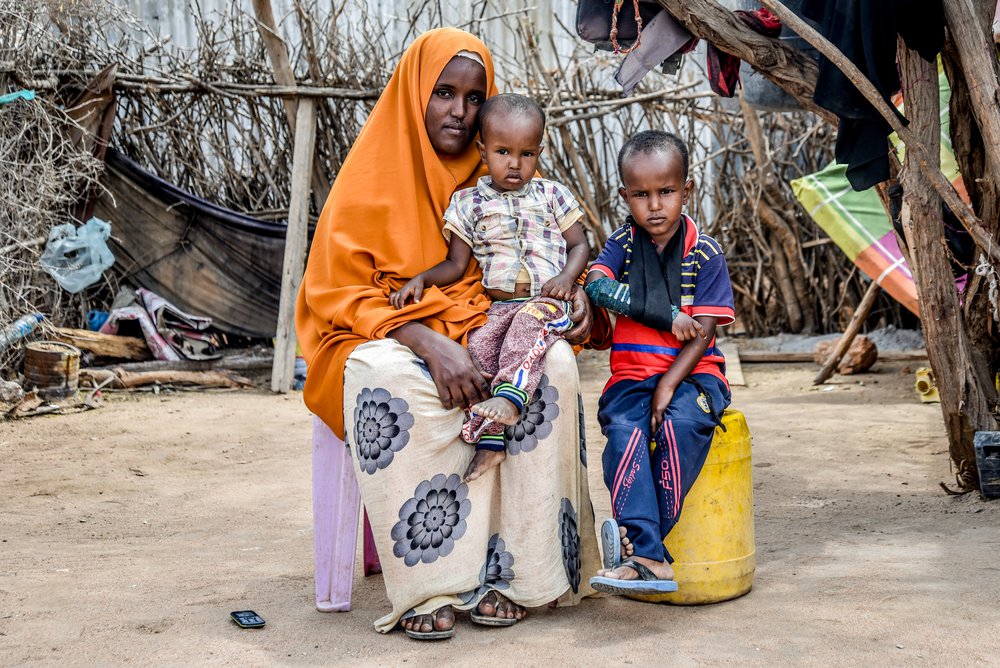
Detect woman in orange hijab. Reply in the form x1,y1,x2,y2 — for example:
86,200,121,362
297,28,599,639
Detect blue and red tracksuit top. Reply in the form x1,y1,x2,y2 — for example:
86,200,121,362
590,215,736,392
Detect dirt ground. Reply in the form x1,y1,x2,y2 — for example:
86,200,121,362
2,350,998,666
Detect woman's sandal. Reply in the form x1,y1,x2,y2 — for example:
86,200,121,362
589,559,679,596
400,608,455,640
470,591,521,627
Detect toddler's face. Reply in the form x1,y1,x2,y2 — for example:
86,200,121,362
477,114,544,191
619,149,693,245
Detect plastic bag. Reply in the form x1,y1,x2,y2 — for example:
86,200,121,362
40,217,115,293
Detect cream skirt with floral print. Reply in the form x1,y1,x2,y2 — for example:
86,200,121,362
343,338,599,632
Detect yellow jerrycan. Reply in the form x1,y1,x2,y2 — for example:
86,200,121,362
629,408,755,604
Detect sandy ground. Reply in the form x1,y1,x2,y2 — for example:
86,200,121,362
2,350,999,667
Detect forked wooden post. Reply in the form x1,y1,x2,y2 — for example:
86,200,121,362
272,97,316,393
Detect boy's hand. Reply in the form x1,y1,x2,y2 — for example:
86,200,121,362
541,275,575,301
672,312,706,341
390,277,425,310
650,379,676,436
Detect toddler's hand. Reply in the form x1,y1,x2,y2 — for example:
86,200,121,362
541,275,574,301
390,277,424,310
650,380,675,436
672,312,706,341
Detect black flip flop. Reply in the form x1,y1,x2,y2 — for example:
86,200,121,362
403,627,455,640
470,591,521,627
470,612,519,627
400,609,456,640
589,559,679,596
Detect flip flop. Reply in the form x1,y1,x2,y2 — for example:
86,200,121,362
470,591,521,627
470,612,519,627
403,627,455,640
600,517,622,570
589,559,679,596
400,609,456,640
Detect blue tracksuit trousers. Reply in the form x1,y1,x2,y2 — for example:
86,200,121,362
598,373,731,564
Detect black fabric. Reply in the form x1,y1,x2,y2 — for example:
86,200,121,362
627,216,685,331
800,0,944,191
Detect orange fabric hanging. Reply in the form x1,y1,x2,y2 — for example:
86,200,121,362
296,28,497,438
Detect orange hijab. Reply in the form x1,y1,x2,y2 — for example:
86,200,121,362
296,28,497,438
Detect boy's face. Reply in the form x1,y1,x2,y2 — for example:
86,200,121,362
619,149,693,246
476,114,544,191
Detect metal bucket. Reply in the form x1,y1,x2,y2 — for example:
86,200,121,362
23,341,80,399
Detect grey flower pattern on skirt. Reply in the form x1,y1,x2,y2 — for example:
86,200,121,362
391,473,471,566
504,374,559,455
353,388,414,474
577,393,587,467
559,498,581,593
458,533,516,603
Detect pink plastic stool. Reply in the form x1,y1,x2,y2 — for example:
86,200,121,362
312,416,381,612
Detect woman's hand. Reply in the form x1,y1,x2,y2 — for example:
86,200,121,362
391,322,491,410
563,286,594,345
422,339,492,409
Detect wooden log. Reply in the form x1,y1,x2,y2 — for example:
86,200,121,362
813,280,881,385
52,327,150,361
738,350,926,364
271,98,316,393
898,45,998,490
92,354,272,374
114,368,253,389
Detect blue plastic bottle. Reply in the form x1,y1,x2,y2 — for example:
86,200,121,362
0,313,43,352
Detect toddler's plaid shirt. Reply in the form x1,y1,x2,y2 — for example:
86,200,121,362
443,176,582,293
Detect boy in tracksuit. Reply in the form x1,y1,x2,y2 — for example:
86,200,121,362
586,130,735,594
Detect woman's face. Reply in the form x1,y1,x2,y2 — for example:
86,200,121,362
424,56,488,156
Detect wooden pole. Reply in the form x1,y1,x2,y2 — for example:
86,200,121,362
813,279,880,385
251,0,330,207
271,98,316,394
899,45,996,489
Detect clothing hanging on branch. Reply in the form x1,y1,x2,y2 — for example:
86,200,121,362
801,0,944,191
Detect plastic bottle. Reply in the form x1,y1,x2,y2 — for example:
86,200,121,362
0,313,43,352
292,356,308,391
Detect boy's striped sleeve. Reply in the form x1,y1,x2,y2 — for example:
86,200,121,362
692,243,736,325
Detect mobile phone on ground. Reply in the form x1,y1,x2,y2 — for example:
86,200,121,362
230,610,265,628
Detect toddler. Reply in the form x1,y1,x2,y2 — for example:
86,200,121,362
391,93,589,481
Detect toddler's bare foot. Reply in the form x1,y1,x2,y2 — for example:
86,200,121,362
471,397,520,425
464,449,506,482
595,555,674,581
